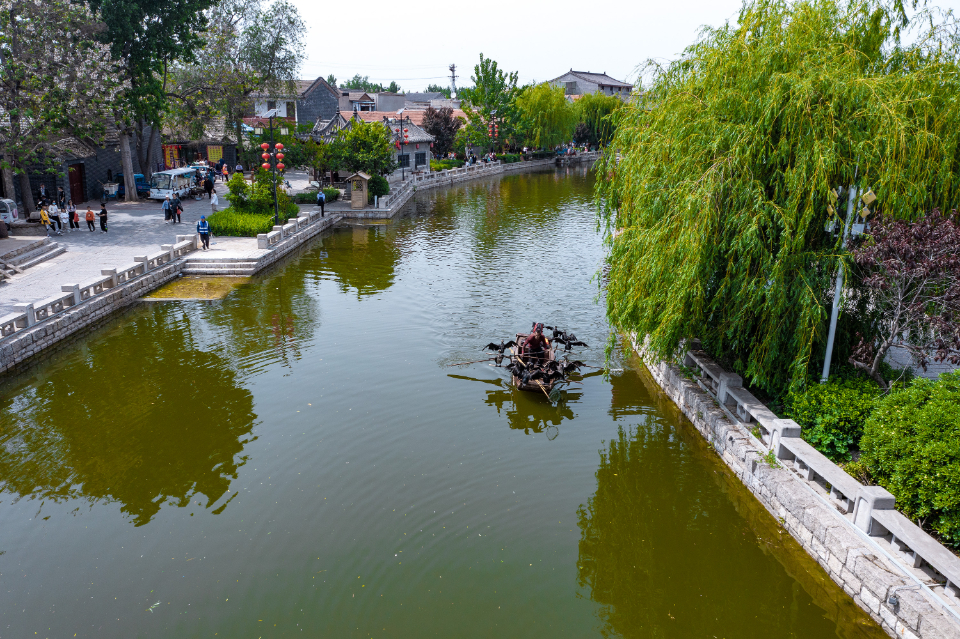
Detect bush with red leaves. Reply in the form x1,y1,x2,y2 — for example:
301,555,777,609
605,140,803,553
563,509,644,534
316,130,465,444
849,209,960,388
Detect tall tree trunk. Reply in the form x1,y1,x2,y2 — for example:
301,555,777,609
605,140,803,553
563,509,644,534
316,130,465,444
1,163,15,205
136,119,157,179
17,169,35,215
118,127,138,202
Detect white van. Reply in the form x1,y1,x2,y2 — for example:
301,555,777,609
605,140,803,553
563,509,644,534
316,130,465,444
148,168,196,200
0,198,18,227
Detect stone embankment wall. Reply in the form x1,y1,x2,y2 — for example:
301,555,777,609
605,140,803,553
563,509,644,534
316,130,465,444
636,339,960,639
0,213,342,375
361,153,599,219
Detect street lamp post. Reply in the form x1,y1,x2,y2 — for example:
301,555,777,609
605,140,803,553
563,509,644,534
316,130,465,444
396,108,407,181
259,110,286,226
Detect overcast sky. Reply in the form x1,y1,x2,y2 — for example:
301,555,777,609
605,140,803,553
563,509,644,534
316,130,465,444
291,0,960,93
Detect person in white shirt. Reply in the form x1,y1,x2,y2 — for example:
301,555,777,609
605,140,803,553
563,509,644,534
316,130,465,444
58,204,69,232
210,189,219,215
48,202,62,235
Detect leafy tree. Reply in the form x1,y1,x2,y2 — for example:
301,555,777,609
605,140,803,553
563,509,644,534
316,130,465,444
516,82,576,149
573,122,591,146
341,74,388,93
426,83,452,98
597,0,960,395
167,0,305,164
88,0,210,201
385,81,401,94
330,120,397,176
458,54,520,151
848,209,960,388
574,91,622,148
421,106,463,158
326,74,337,87
0,0,123,213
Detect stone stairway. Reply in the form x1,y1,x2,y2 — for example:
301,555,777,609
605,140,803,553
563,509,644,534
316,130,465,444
180,256,260,276
0,238,65,278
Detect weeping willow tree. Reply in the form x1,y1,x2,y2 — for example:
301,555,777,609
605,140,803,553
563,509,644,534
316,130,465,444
598,0,960,395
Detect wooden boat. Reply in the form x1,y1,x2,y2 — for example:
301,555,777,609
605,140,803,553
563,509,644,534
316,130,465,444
510,333,558,394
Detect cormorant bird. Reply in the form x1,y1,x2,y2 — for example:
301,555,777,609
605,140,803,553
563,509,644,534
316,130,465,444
483,339,517,354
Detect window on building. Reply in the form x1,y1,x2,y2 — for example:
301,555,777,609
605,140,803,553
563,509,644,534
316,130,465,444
415,152,426,167
398,154,410,168
267,100,276,111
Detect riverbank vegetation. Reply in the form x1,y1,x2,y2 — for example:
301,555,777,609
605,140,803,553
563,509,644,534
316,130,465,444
598,0,960,398
207,170,299,236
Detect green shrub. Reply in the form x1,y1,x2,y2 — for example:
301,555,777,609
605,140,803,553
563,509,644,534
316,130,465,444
861,371,960,547
784,375,883,461
368,174,389,197
430,159,465,171
499,153,521,163
294,188,341,204
207,205,298,237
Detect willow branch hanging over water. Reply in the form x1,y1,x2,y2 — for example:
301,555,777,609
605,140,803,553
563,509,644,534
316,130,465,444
597,0,960,394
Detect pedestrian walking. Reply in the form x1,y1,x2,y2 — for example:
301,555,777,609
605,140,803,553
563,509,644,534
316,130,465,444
173,194,183,224
316,189,325,217
67,200,79,230
48,202,63,234
39,207,53,236
197,215,211,250
210,190,219,215
222,164,229,182
85,207,95,231
203,176,214,198
57,187,66,209
162,195,172,223
98,205,108,232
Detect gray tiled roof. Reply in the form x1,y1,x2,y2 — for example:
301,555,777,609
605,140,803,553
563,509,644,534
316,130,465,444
403,92,445,102
567,70,632,88
383,117,434,144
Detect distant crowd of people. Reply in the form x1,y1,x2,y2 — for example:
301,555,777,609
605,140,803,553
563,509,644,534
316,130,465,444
36,184,107,234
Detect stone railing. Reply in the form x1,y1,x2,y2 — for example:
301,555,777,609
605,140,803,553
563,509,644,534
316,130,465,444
0,234,198,342
256,210,325,249
681,343,960,620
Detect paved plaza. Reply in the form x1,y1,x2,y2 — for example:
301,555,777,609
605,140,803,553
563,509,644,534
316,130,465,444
0,171,332,315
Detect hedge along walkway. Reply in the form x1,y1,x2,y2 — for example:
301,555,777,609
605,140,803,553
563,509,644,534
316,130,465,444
0,195,263,315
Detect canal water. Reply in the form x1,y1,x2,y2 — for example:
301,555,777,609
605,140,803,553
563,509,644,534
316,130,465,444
0,167,884,638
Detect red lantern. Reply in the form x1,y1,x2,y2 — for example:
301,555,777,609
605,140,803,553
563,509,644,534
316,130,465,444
260,142,270,150
276,152,284,160
403,128,408,132
416,143,420,149
261,162,270,170
261,152,270,160
276,163,285,171
275,143,284,150
430,142,434,148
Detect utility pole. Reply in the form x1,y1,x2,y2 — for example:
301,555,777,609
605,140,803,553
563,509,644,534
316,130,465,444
821,170,861,383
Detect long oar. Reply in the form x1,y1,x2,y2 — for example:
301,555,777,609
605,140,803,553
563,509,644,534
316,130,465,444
446,356,501,367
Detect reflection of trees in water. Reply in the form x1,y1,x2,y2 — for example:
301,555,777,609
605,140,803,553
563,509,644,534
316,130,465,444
317,225,401,298
577,423,883,639
0,304,256,526
203,262,319,370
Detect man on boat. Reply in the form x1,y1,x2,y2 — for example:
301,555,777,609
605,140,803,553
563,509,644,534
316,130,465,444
522,323,550,364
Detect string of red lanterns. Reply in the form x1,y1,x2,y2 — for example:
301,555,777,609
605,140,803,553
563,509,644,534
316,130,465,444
260,141,286,172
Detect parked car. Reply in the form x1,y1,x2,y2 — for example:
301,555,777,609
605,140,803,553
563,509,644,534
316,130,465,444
116,173,151,198
0,198,18,230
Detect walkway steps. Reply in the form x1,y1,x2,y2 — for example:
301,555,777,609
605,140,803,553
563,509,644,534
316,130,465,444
0,238,65,278
180,256,259,276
